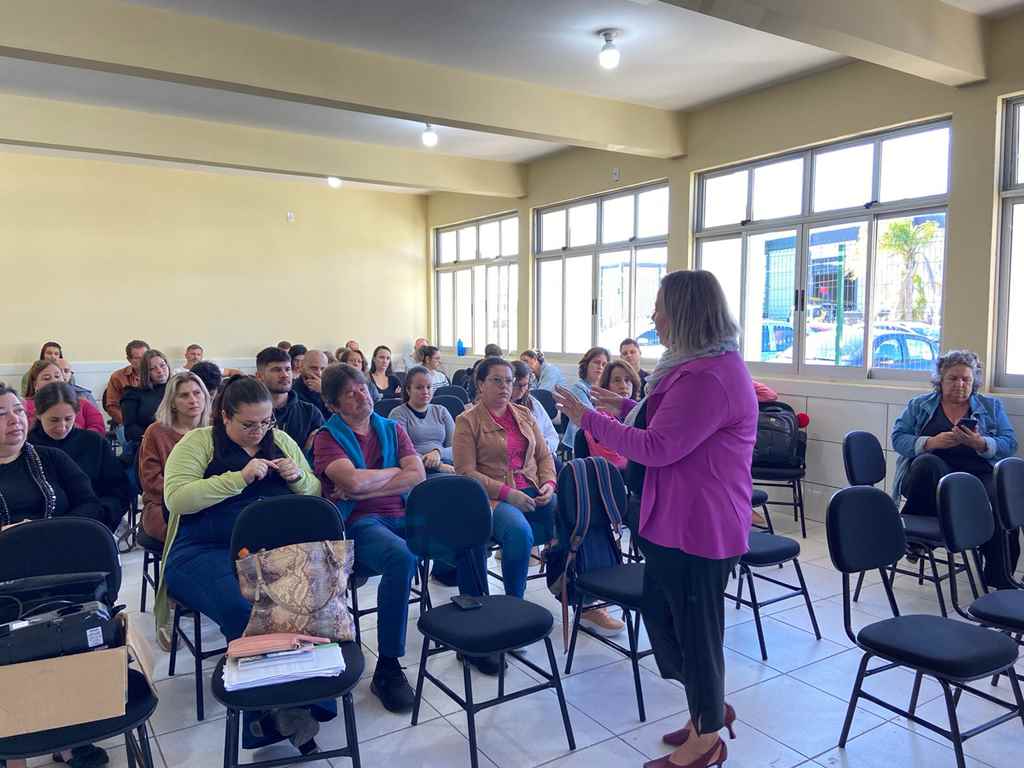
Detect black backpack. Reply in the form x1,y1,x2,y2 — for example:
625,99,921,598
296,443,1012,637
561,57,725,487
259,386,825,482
753,402,805,468
546,457,626,649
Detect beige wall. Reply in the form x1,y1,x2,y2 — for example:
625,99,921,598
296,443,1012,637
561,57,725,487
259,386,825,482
0,151,428,364
427,11,1024,375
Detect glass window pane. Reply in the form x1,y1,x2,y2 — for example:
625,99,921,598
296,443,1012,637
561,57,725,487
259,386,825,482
1005,204,1024,374
501,217,518,256
508,264,519,353
602,195,635,243
880,127,950,202
634,246,667,358
458,226,477,262
538,260,563,352
564,255,594,353
455,269,473,348
597,251,631,351
702,170,748,229
752,159,803,221
699,238,743,323
870,212,945,371
438,230,457,264
541,209,566,252
745,230,797,364
568,203,597,247
637,187,669,238
437,272,454,346
473,265,486,353
487,266,499,352
478,221,500,259
803,222,869,368
813,143,874,212
1017,104,1024,185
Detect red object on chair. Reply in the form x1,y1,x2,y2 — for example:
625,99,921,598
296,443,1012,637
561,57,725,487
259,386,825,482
796,413,810,429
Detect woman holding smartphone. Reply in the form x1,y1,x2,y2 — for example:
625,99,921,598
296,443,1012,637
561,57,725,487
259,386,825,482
892,349,1019,588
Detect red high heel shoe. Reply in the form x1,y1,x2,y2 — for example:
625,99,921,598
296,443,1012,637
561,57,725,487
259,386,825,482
643,737,727,768
662,704,736,746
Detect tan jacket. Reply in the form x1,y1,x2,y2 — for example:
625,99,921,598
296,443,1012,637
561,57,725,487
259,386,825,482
453,402,556,508
104,365,140,425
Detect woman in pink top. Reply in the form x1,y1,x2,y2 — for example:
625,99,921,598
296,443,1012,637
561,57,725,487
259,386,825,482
23,360,105,435
557,271,757,768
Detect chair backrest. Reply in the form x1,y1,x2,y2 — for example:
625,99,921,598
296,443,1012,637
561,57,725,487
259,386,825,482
230,495,345,559
842,430,886,487
434,385,469,404
937,472,995,554
0,516,122,605
827,486,906,575
531,389,558,420
995,456,1024,532
573,427,590,459
433,395,465,420
374,397,402,417
393,370,407,386
451,369,471,390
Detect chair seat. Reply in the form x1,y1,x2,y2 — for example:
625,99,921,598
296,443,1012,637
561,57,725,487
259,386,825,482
137,531,164,554
751,466,805,481
0,669,157,759
900,515,945,546
743,532,800,566
968,590,1024,630
418,595,553,654
751,489,769,506
575,563,645,608
857,614,1018,679
211,642,365,711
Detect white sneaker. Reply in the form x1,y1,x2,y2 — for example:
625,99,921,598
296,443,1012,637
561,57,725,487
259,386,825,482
578,607,625,637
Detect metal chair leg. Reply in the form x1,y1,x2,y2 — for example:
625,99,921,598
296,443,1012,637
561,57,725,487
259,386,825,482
343,691,362,768
853,571,865,602
793,560,821,640
744,566,768,661
564,596,584,675
624,609,646,721
926,550,948,617
411,634,431,725
462,656,479,768
939,680,967,768
193,612,205,721
908,672,924,715
167,603,182,676
839,653,870,748
544,636,576,751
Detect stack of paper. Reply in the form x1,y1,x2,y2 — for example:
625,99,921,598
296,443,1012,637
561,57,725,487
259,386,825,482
223,642,346,691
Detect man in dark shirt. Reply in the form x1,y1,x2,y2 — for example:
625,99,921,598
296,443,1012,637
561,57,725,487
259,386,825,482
293,349,329,418
619,338,650,397
255,347,323,450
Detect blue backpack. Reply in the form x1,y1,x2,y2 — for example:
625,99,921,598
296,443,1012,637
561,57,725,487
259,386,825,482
546,457,626,649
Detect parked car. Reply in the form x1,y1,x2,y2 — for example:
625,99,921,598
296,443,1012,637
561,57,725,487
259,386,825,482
770,327,938,370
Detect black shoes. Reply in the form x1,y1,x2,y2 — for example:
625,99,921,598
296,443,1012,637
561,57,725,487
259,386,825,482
371,662,416,713
458,652,507,676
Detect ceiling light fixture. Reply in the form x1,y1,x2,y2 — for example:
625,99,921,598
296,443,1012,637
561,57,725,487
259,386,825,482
326,176,343,189
597,29,622,70
421,123,439,148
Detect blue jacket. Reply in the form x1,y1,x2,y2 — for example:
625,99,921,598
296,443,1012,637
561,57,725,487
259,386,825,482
561,379,594,450
536,363,566,392
890,390,1018,499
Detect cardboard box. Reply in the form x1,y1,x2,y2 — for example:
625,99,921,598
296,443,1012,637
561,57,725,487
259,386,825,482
0,613,136,738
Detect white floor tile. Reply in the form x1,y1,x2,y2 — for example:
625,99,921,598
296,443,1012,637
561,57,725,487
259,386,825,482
814,721,991,767
724,616,846,672
148,667,225,735
412,651,549,717
354,718,496,768
537,736,648,768
561,660,687,734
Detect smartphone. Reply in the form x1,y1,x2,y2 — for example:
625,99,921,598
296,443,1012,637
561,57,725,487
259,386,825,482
956,417,979,431
450,595,483,611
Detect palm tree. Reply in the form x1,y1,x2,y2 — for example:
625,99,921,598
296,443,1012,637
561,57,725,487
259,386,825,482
879,219,939,322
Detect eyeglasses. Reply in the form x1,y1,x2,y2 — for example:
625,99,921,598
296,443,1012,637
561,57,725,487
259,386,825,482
237,417,276,433
487,377,514,388
512,379,530,391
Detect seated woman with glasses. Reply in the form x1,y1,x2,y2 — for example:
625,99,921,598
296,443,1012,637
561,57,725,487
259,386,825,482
157,376,331,755
387,366,455,474
510,360,559,455
892,349,1019,588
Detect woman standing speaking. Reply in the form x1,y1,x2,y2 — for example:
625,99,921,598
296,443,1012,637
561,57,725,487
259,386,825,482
556,270,757,768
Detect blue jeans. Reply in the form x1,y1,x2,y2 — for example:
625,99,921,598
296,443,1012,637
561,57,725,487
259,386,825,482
492,489,557,599
349,515,487,658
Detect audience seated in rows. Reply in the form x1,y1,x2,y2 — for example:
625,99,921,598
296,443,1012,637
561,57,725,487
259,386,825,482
311,363,491,712
387,366,455,473
24,359,105,435
583,360,641,471
511,360,559,455
368,345,403,400
174,343,205,373
20,341,66,395
340,348,382,402
287,343,306,379
618,337,649,397
28,382,132,532
255,347,323,450
560,346,610,452
463,343,504,401
402,337,429,372
122,349,171,444
0,383,103,526
416,344,450,394
139,371,211,544
158,376,330,754
189,360,223,401
520,348,565,392
293,349,329,417
104,339,150,425
892,349,1020,587
54,356,100,412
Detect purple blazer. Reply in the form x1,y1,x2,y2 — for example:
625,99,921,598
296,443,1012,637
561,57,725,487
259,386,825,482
580,351,757,559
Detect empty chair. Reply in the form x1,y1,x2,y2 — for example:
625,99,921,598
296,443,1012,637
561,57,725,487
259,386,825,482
434,384,469,404
432,394,465,420
532,388,558,421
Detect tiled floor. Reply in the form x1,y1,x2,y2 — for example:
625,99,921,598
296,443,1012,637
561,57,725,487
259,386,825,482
33,510,1024,768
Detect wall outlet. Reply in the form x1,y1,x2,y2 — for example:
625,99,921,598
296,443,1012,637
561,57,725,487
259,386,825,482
611,167,621,182
286,211,296,223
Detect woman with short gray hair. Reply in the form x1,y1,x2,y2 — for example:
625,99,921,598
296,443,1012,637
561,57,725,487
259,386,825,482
556,270,758,767
892,349,1019,587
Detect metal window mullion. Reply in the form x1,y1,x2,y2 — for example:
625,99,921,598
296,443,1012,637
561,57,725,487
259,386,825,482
738,233,749,353
863,216,878,377
870,137,883,206
996,197,1017,385
791,223,806,378
745,167,754,223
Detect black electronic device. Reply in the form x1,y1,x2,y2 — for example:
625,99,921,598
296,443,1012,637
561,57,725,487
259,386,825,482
956,417,979,432
0,601,123,666
450,595,483,611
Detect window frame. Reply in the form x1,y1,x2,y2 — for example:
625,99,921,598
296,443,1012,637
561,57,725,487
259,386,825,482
995,96,1024,387
695,119,951,382
434,212,519,354
533,181,670,358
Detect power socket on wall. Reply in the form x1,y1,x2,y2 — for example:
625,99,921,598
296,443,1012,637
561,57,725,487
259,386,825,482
611,167,621,182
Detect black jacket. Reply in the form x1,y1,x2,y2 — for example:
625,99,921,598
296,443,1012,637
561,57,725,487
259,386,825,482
121,383,167,442
293,377,329,418
0,444,103,525
273,390,324,449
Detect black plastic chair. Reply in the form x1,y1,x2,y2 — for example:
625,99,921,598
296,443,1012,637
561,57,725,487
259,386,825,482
433,394,465,421
212,495,365,768
374,397,401,418
0,518,158,768
532,389,559,421
434,385,470,404
827,485,1023,768
752,401,808,537
393,370,407,387
451,369,472,391
995,456,1024,590
405,476,575,768
841,430,977,616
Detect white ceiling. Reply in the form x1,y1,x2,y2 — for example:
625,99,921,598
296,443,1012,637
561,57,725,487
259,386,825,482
126,0,846,111
941,0,1024,15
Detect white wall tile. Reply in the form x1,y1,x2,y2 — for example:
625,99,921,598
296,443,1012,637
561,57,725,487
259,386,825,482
804,397,886,445
803,438,848,487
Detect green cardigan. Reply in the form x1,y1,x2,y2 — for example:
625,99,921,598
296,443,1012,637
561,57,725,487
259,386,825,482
154,426,321,630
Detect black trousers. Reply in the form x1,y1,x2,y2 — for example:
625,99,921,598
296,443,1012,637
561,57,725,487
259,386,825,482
901,453,1021,589
639,536,738,733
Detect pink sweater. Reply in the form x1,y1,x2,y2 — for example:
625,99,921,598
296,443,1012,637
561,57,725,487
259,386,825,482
581,351,758,559
25,396,106,436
